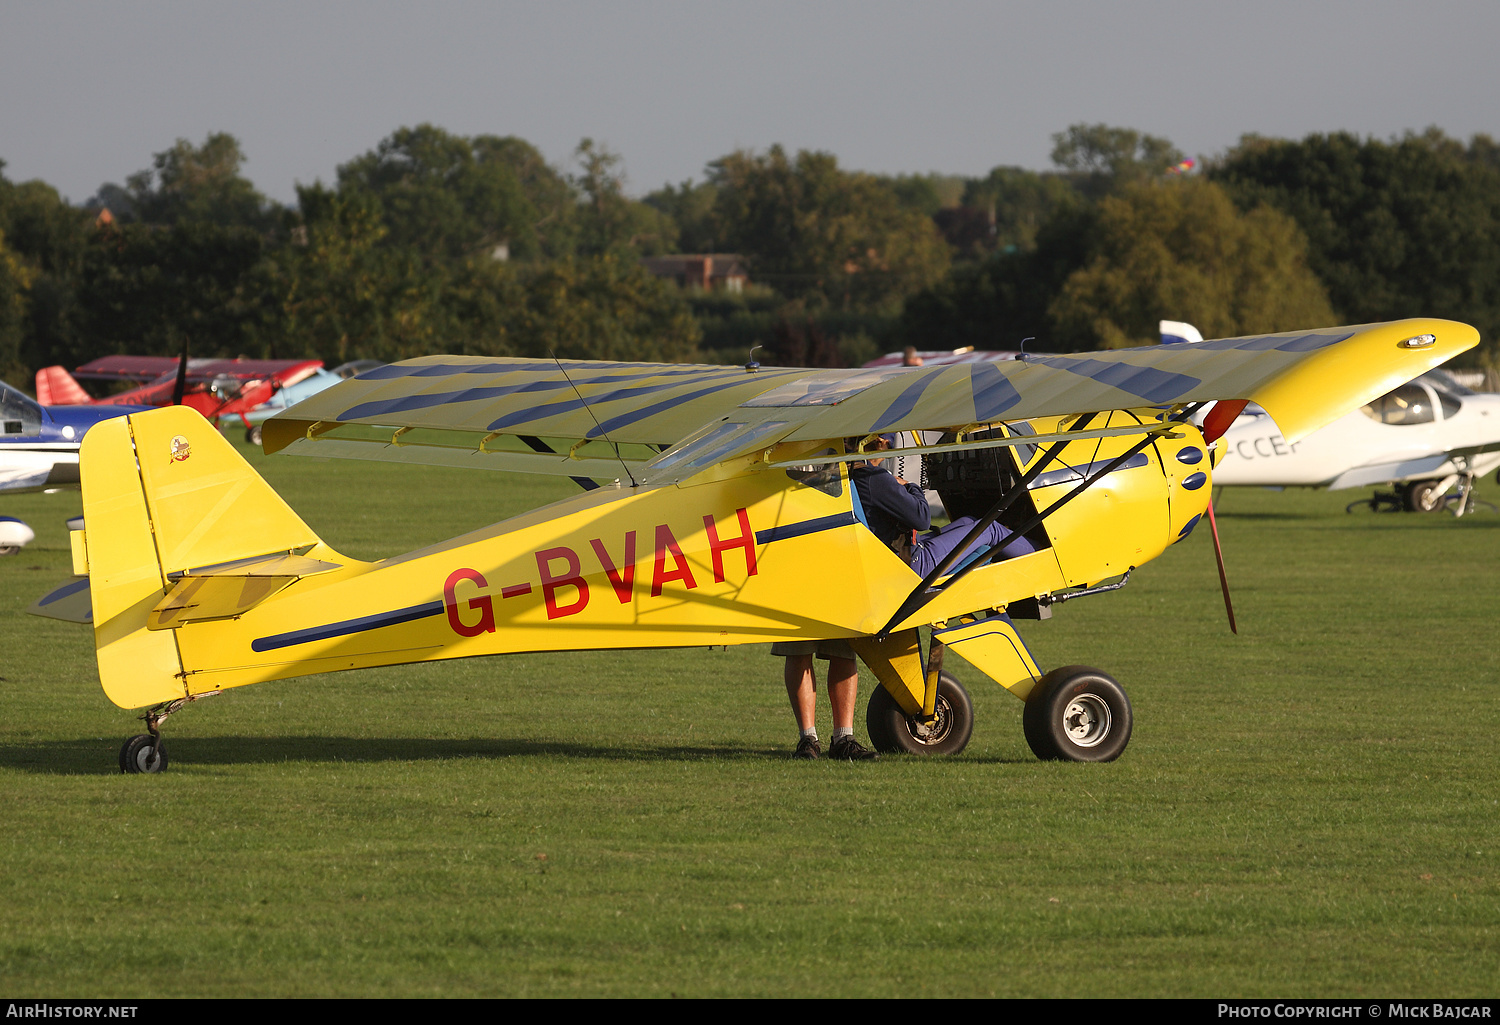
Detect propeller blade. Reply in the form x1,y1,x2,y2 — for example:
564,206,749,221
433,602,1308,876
1201,399,1248,443
1205,499,1238,634
171,340,189,406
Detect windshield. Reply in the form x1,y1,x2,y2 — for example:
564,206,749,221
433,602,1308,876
0,381,43,438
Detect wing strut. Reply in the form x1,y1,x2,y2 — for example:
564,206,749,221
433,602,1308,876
876,407,1199,637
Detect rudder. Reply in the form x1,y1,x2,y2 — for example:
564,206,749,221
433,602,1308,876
81,406,323,708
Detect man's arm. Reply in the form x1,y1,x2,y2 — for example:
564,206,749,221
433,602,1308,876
855,466,931,533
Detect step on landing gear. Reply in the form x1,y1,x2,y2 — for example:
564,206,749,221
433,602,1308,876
118,691,219,774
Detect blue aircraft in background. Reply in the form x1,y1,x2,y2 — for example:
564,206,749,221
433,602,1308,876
1,380,150,553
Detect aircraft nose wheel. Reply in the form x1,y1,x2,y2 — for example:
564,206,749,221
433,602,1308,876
1024,666,1132,762
119,734,168,774
866,672,974,755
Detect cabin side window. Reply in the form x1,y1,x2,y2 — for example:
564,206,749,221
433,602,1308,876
1359,384,1436,425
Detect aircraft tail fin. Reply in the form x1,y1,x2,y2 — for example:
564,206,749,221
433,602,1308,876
1159,320,1204,345
35,365,93,406
78,406,328,708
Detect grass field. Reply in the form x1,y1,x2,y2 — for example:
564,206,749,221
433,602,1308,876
2,440,1498,997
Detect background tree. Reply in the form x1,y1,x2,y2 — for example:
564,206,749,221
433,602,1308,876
1209,129,1500,357
706,146,950,309
267,183,453,363
1046,177,1334,349
77,217,267,360
93,133,277,230
0,164,93,381
0,228,31,384
642,179,719,253
488,255,701,362
570,139,676,257
1051,123,1184,198
336,124,560,265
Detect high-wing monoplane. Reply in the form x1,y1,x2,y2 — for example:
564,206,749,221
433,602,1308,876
36,356,326,432
1212,369,1500,514
30,319,1477,773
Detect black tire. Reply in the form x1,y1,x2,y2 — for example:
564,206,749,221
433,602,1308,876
1404,479,1445,513
245,424,263,447
866,672,974,755
119,734,168,774
1023,666,1132,763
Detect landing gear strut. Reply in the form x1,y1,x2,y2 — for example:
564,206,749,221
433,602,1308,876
117,692,219,774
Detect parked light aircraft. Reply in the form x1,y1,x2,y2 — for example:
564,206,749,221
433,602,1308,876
29,319,1476,773
1,380,149,552
1211,369,1500,514
36,356,326,433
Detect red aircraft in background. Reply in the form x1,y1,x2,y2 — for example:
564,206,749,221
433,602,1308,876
35,356,325,429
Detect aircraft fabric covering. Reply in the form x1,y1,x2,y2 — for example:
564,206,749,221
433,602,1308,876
263,319,1477,479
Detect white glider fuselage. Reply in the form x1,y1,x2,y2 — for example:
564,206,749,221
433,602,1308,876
1213,373,1500,491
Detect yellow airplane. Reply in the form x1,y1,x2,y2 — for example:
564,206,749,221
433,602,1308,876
30,319,1476,773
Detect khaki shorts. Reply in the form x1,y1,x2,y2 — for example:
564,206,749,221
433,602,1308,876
770,638,858,660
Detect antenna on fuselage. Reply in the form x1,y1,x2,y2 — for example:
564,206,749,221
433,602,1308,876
551,351,639,488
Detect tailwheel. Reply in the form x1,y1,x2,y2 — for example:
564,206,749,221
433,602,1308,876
866,672,974,755
119,734,168,774
1023,666,1132,762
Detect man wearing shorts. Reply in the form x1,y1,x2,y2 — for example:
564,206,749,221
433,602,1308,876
772,637,878,761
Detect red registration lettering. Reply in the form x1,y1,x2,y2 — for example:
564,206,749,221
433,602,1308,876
444,568,496,637
703,508,757,583
650,523,697,597
590,532,637,604
537,546,590,619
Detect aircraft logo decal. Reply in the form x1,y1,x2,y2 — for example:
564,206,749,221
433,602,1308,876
170,436,191,462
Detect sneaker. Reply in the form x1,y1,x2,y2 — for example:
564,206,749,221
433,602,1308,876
793,735,821,759
828,735,879,761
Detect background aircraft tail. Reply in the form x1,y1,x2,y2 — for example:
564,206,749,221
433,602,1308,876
35,365,93,405
79,405,328,707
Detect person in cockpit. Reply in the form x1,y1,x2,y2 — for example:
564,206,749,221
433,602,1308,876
850,434,1033,577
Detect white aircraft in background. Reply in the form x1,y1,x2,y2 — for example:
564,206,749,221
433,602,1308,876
1,380,147,552
1159,321,1500,515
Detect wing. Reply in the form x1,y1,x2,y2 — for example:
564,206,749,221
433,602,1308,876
263,359,827,480
264,319,1477,481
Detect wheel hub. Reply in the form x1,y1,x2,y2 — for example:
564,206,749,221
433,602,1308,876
1062,694,1111,748
907,695,952,746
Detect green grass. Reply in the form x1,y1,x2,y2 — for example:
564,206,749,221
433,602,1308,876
2,442,1498,996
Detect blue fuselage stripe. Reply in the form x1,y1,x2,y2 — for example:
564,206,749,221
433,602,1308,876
755,512,858,545
251,600,446,652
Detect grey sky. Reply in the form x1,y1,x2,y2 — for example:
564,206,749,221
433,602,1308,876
2,1,1497,206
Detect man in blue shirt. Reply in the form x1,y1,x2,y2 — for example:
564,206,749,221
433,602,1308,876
852,435,1033,575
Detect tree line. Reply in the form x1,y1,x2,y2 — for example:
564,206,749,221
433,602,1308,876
3,122,1499,389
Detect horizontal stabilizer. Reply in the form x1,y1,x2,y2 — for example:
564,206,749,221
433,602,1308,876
28,577,92,624
149,575,298,630
150,551,342,629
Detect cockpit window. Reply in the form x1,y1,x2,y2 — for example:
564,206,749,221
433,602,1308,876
0,381,43,437
1360,383,1436,425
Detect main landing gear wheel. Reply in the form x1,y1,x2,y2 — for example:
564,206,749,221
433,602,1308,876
119,734,168,774
866,672,974,755
1404,479,1446,513
1023,666,1132,762
245,424,263,447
